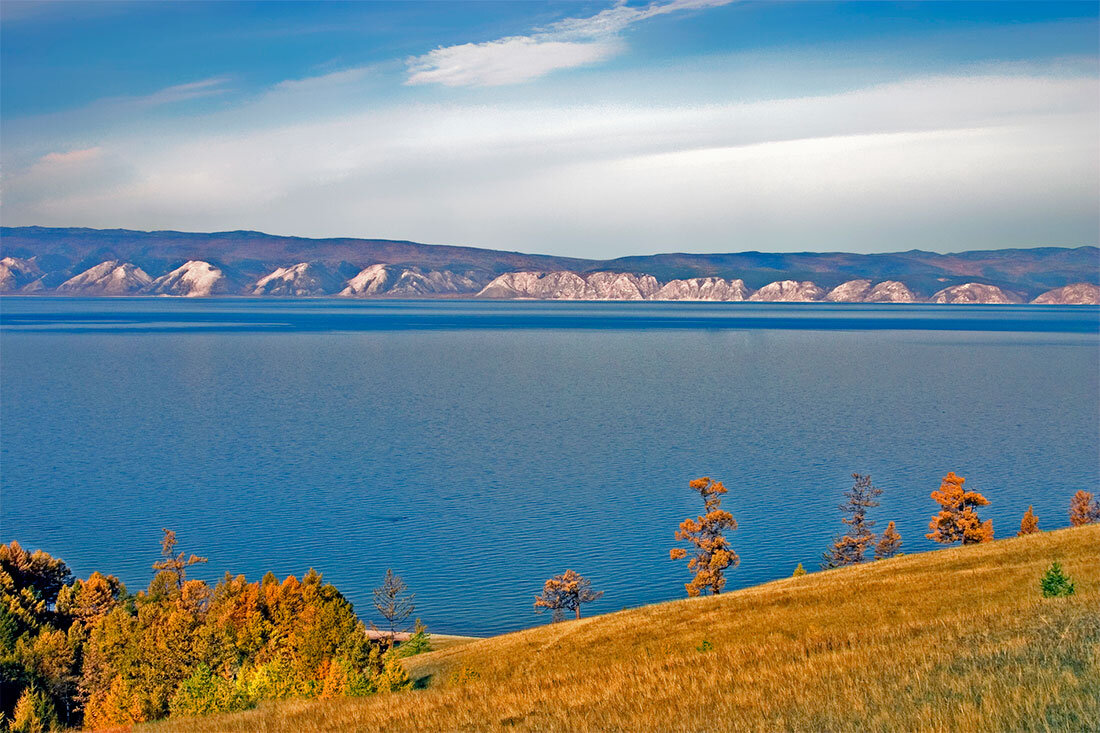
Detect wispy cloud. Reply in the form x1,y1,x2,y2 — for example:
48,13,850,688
37,147,103,167
272,67,374,93
406,0,736,87
136,77,231,106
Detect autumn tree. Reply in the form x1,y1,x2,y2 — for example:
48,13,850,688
670,477,739,596
791,563,807,577
926,472,993,544
1018,506,1040,536
874,521,903,559
1068,490,1100,526
152,529,207,590
372,569,414,644
533,570,603,621
822,474,883,568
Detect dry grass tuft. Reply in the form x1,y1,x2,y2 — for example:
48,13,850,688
145,526,1100,732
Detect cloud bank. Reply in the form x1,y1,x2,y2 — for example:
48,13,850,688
4,68,1096,257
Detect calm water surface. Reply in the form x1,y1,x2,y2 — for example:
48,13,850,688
2,298,1098,635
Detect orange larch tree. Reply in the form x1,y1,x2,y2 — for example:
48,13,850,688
1017,506,1040,536
1068,490,1100,526
533,569,603,621
670,477,739,596
926,472,993,544
874,520,903,559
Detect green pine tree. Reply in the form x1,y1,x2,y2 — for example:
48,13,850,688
1040,562,1076,598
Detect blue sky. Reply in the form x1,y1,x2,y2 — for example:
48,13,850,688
2,1,1097,257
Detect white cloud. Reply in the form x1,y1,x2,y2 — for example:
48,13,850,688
272,67,373,93
407,37,622,87
406,0,736,87
36,147,102,166
134,77,230,106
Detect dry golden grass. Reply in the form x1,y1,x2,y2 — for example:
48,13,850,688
145,526,1100,732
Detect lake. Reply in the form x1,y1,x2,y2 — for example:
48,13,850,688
2,298,1097,635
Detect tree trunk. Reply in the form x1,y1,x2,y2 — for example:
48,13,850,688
575,607,581,620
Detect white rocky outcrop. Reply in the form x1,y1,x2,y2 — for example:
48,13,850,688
748,280,825,302
930,283,1021,304
340,264,391,296
148,260,228,296
651,277,751,301
57,261,152,295
864,281,918,303
477,271,658,300
340,265,485,296
0,256,44,292
1031,283,1100,305
825,280,872,302
252,263,339,296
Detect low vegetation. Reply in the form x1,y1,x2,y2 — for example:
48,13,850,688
144,526,1099,732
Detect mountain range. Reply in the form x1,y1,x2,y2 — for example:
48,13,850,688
1,226,1098,303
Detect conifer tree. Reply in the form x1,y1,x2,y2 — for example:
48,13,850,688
151,529,207,590
791,563,807,577
1017,506,1040,536
874,521,903,559
670,477,739,596
1040,562,1075,597
1068,490,1100,526
926,472,993,544
372,569,415,644
533,570,603,621
822,474,883,568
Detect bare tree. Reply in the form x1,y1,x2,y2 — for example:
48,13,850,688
373,568,415,644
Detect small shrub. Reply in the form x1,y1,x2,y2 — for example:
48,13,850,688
697,640,713,653
1040,562,1075,598
397,618,432,658
792,563,807,577
449,665,480,685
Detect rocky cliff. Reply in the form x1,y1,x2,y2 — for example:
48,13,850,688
749,280,826,302
148,261,229,297
56,261,152,295
478,271,659,300
930,283,1022,304
1031,283,1100,305
651,277,750,301
251,263,342,296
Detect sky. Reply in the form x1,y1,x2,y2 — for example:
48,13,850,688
1,1,1098,258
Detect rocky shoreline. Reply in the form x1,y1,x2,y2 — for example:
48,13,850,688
2,255,1098,304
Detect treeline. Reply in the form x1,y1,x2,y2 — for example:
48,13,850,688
529,476,1100,623
667,472,1100,596
0,530,424,731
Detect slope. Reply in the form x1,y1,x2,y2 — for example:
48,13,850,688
144,525,1099,732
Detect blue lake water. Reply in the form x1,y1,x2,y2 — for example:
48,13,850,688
2,298,1098,635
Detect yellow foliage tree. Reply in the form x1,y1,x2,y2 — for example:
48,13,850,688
1068,490,1100,526
533,569,603,621
874,521,903,559
926,472,993,544
1017,506,1040,536
670,477,739,596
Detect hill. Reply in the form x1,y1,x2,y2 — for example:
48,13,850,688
145,525,1099,732
2,226,1097,298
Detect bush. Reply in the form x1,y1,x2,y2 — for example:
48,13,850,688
1040,562,1075,598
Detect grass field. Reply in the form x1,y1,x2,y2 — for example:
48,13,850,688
145,525,1100,732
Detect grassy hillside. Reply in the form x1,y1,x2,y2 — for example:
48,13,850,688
146,526,1099,732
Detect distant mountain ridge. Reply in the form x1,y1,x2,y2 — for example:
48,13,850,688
1,226,1097,302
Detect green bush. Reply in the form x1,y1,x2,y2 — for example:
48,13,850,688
1040,562,1075,598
